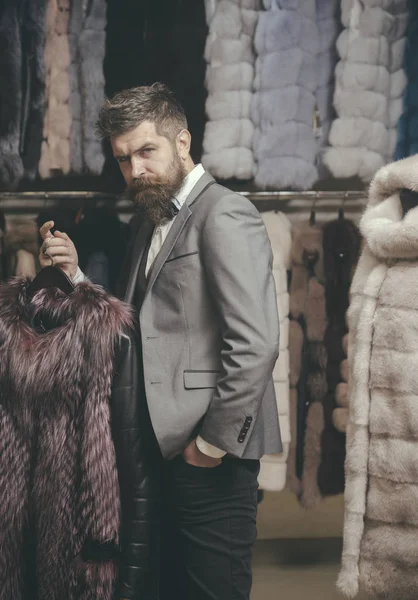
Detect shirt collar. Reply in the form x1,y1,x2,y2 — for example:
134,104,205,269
172,163,205,211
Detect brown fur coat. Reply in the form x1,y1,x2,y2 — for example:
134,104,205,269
0,279,132,599
339,154,418,598
287,221,327,508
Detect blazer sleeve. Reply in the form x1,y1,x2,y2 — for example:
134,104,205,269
111,332,158,600
200,193,280,457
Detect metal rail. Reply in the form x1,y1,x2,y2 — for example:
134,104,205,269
0,190,368,220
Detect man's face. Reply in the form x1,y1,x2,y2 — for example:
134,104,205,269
111,121,186,224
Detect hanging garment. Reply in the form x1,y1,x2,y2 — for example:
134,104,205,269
0,278,157,599
287,318,304,494
202,0,259,180
0,0,48,189
85,251,110,290
69,0,106,175
75,207,129,295
333,328,349,433
339,154,418,599
287,221,327,508
39,0,72,179
315,0,340,177
252,0,319,190
395,0,418,159
4,218,39,279
324,0,409,182
317,217,361,497
258,211,292,492
0,210,6,283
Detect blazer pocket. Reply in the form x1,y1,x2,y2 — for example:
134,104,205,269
165,251,198,263
183,370,220,389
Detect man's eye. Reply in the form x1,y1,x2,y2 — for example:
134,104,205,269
143,148,154,154
117,157,129,163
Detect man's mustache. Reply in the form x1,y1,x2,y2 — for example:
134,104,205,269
130,178,154,191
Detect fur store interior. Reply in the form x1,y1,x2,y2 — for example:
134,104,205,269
0,0,417,192
4,1,418,599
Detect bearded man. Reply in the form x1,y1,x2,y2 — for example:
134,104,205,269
39,83,282,600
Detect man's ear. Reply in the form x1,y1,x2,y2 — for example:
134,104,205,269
176,129,191,160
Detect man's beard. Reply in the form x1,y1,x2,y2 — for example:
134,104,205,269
127,152,187,224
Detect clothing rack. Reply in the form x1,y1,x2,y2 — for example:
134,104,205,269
0,190,367,220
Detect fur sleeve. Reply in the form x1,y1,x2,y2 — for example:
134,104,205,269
338,244,382,598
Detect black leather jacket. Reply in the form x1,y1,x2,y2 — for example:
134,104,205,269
111,331,159,600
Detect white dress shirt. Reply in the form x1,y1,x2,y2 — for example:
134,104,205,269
73,164,225,460
145,163,205,277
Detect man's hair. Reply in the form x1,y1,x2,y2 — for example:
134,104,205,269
96,83,188,141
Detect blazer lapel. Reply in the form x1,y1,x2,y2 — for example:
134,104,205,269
145,205,192,293
124,219,154,304
145,172,216,295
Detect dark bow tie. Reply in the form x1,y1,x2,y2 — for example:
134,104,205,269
167,201,180,219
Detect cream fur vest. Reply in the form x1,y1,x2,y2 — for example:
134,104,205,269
339,154,418,599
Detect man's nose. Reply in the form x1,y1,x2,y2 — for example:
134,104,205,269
131,156,146,179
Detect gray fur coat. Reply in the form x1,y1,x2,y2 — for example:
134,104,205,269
69,0,106,175
340,154,418,598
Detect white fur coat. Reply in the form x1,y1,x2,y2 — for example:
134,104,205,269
340,154,418,599
252,0,318,190
258,211,292,491
324,0,408,182
315,0,340,178
39,0,71,179
202,0,259,180
252,0,340,190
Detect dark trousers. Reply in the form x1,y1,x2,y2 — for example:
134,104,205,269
159,456,260,600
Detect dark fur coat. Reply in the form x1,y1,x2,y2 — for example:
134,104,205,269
0,0,47,189
0,279,132,599
69,0,106,175
318,217,361,496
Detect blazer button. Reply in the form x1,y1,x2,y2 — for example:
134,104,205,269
238,434,246,443
245,416,253,424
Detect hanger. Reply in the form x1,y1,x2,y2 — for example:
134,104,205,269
309,193,318,225
338,192,348,220
27,266,75,300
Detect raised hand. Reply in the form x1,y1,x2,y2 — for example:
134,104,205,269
39,221,79,280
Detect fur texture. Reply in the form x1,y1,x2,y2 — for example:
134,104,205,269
258,211,292,492
324,0,409,182
202,0,259,180
69,0,106,175
287,320,304,494
252,0,319,190
315,0,340,178
21,0,49,180
287,221,327,507
251,0,340,189
39,0,71,178
339,154,418,599
318,218,361,497
5,218,39,278
333,332,350,433
0,0,47,189
0,279,132,599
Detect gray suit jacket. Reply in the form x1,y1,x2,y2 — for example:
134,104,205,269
125,172,282,459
